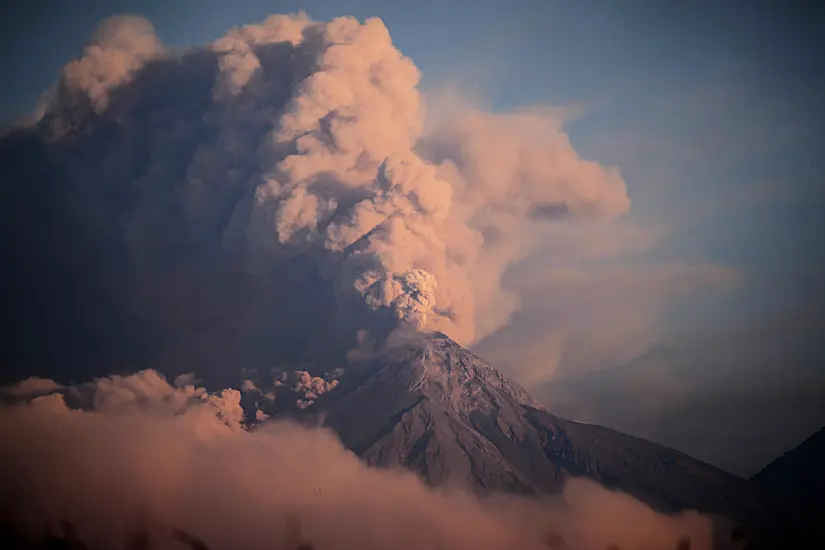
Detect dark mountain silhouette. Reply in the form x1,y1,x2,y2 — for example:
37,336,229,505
752,426,825,548
754,426,825,502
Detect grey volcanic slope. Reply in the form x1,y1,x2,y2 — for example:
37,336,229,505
311,333,770,525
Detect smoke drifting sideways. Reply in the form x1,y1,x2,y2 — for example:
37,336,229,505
0,371,714,550
0,13,628,385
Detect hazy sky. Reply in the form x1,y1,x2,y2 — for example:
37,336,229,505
1,0,823,474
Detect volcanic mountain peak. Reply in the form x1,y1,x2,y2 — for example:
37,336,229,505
379,331,544,414
294,332,773,537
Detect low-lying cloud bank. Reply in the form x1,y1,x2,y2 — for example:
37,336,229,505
1,370,715,550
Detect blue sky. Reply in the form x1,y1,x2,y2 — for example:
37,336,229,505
2,0,823,471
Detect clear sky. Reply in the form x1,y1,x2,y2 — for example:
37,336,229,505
1,0,823,474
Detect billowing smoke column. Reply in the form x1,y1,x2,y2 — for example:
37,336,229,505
223,14,629,342
61,16,164,112
236,15,452,331
2,12,629,381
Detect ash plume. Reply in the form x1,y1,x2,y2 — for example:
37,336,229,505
0,12,628,384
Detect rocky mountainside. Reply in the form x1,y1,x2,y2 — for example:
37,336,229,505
258,332,774,531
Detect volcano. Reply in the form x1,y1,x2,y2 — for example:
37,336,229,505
245,332,772,535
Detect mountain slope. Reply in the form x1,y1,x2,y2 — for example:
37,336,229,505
752,426,825,546
303,333,770,528
753,425,825,499
540,344,825,477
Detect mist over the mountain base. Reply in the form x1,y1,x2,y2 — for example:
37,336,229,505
0,370,732,550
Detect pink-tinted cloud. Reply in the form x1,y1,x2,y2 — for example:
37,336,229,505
473,218,739,385
0,370,716,550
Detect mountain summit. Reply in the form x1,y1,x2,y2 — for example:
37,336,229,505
271,332,770,529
